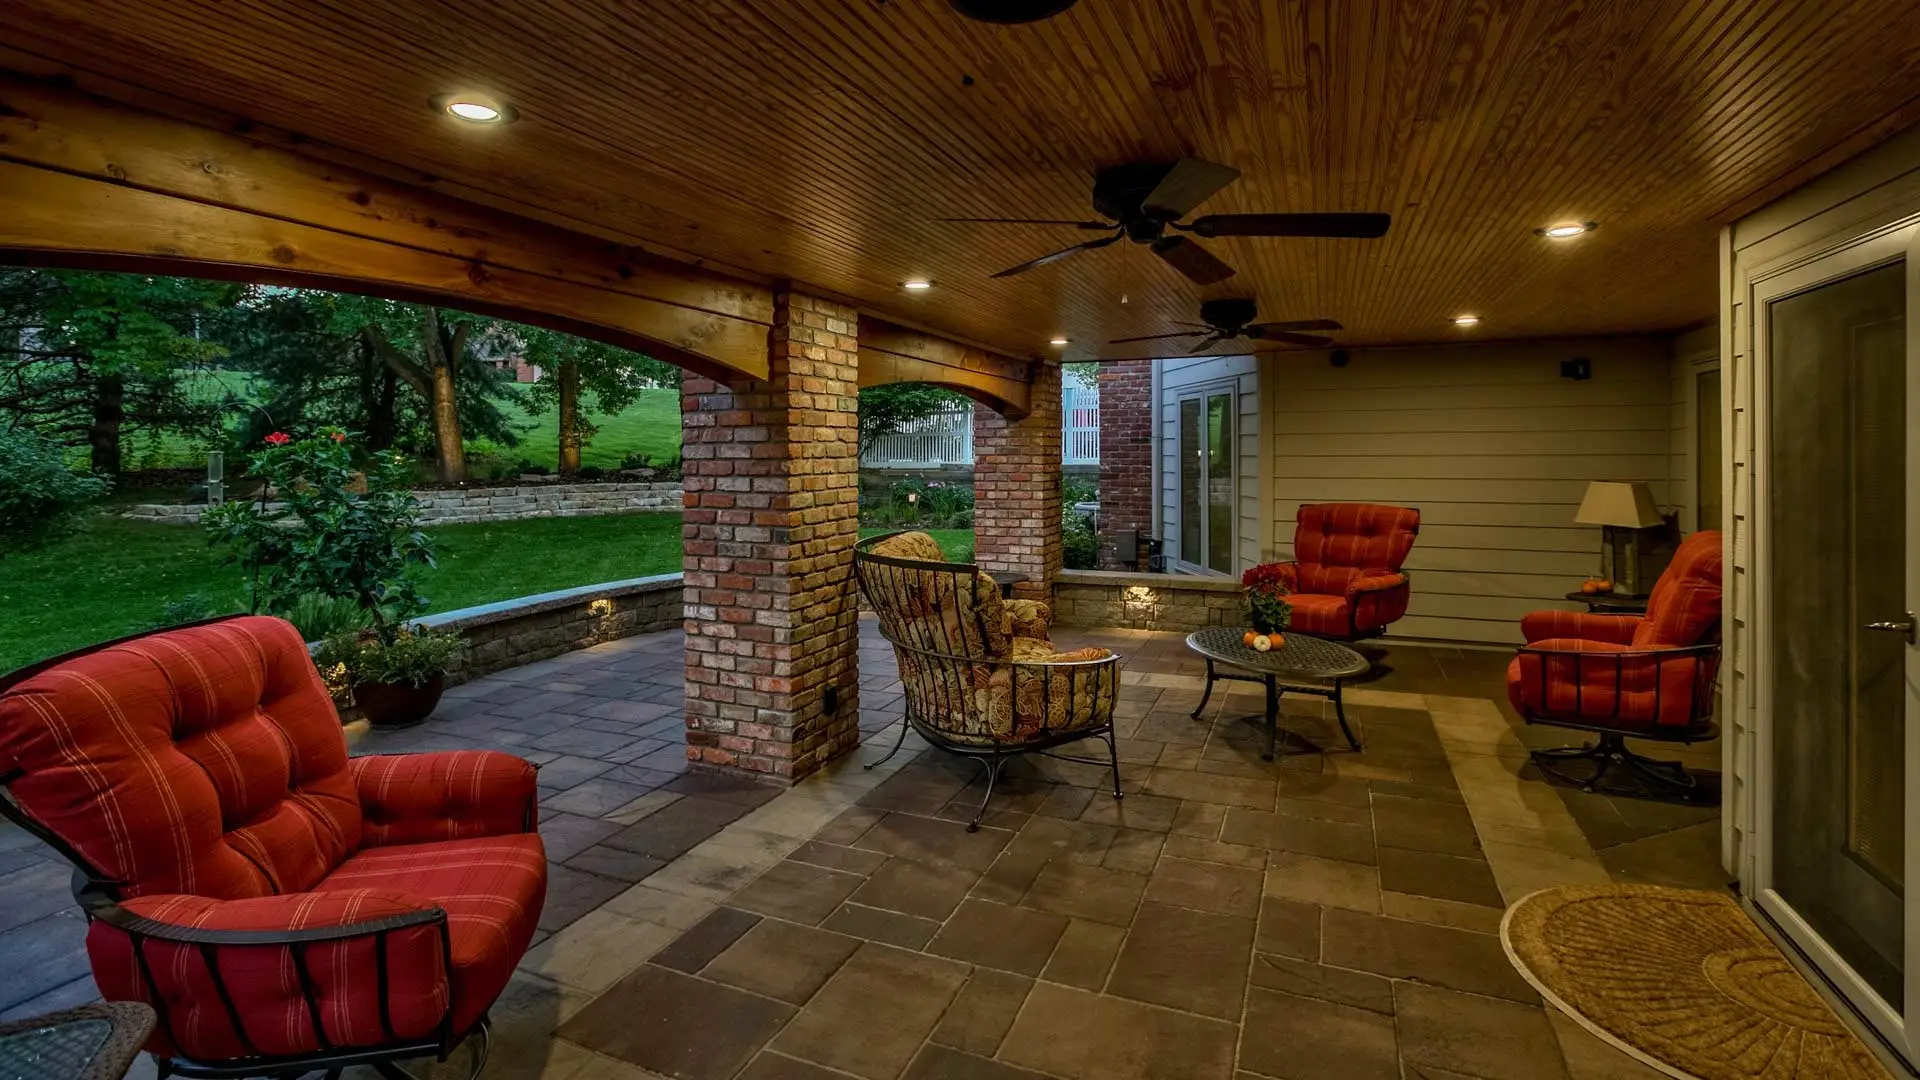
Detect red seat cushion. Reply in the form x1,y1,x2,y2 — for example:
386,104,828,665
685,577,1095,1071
1632,531,1723,647
1282,593,1351,637
314,834,547,1032
1507,639,1710,729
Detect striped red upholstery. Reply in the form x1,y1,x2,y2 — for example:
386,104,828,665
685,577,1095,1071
0,617,545,1066
1633,531,1724,647
1281,503,1421,638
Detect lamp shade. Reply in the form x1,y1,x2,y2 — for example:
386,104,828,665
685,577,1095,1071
1574,481,1664,528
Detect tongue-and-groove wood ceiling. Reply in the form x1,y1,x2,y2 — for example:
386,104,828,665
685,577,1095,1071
4,0,1920,361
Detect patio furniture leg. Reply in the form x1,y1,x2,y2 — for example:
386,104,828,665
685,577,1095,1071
865,718,910,771
1191,659,1217,719
1264,675,1280,762
968,754,1007,833
1102,731,1124,800
1332,680,1361,750
1532,734,1703,802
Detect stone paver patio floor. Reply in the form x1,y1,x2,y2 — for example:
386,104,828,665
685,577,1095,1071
0,619,1724,1080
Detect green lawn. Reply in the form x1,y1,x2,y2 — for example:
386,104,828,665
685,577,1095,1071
0,512,685,671
858,527,973,562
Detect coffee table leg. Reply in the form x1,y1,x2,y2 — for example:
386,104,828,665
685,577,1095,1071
1333,680,1361,750
1264,675,1280,761
1191,659,1217,719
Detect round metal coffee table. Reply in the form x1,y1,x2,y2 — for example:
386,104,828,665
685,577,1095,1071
1185,627,1371,760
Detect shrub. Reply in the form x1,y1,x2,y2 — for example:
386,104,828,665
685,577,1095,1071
151,594,222,629
284,592,371,643
576,465,605,480
1063,505,1098,570
316,625,463,688
0,430,110,558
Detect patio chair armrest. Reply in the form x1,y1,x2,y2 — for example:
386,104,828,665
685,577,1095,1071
81,888,453,1061
1511,641,1721,728
351,749,539,847
1520,609,1641,644
1344,571,1410,635
1004,598,1053,640
1008,650,1124,737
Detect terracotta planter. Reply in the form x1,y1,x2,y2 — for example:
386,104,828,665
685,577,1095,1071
353,674,445,728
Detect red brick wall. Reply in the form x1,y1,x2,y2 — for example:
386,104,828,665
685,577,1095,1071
1097,359,1153,569
974,363,1062,602
680,291,862,782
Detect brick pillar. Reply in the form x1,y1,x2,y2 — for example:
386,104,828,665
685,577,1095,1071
1096,359,1153,569
680,290,861,782
973,362,1062,602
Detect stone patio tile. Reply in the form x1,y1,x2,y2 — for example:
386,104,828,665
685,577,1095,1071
997,981,1238,1080
1395,982,1570,1080
971,847,1052,904
701,918,862,1003
730,859,866,924
542,777,658,819
603,789,682,826
1273,771,1373,808
1142,855,1263,918
1077,791,1181,832
771,943,969,1080
1035,783,1098,820
559,963,795,1080
1370,778,1468,806
1546,1008,1672,1080
1160,833,1266,870
1376,846,1504,908
789,840,889,875
564,844,666,883
1170,800,1227,838
1144,769,1276,809
905,1044,1052,1080
663,770,785,808
1239,986,1399,1080
737,1051,852,1080
849,856,980,920
854,811,1016,869
1272,795,1374,825
1223,808,1377,865
1040,918,1125,990
0,862,83,935
603,796,749,859
0,910,89,1013
1264,851,1381,913
593,880,717,928
1380,890,1505,934
1255,896,1322,960
1107,901,1254,1019
1321,908,1537,1002
1021,860,1147,926
928,898,1070,976
1005,816,1117,866
539,862,630,932
1372,794,1483,857
822,901,943,949
539,813,623,863
522,909,681,993
1101,828,1165,874
535,754,619,791
1249,953,1393,1014
650,907,761,972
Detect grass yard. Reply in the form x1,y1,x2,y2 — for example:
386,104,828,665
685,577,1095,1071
857,527,973,562
0,512,685,671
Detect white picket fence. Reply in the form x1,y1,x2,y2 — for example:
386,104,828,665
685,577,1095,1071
862,387,1101,468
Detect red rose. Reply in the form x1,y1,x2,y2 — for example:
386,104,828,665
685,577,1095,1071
330,432,346,443
264,432,291,445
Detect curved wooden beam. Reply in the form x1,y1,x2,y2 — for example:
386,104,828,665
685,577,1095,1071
857,315,1033,417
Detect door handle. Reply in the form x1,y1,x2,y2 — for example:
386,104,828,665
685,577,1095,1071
1865,614,1917,645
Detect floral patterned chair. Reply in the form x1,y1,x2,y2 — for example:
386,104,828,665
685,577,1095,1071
854,531,1124,828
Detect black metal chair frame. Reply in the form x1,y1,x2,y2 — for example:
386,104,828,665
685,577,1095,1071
854,533,1125,831
1511,640,1721,801
1188,658,1362,760
0,618,504,1080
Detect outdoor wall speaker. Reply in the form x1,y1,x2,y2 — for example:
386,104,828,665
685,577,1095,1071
1330,349,1350,368
1561,357,1592,381
950,0,1079,23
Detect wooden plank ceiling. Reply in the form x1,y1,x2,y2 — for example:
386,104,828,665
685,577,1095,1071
3,0,1919,362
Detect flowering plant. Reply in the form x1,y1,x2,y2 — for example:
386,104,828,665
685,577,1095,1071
1241,562,1294,635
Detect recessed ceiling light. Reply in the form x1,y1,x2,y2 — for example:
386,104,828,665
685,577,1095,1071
902,279,933,291
431,94,516,124
1049,336,1069,346
1453,315,1481,327
1537,221,1597,239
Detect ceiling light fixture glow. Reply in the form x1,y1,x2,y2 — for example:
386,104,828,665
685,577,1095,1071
902,279,933,291
1452,315,1481,327
1537,221,1597,239
1049,336,1069,346
431,94,517,124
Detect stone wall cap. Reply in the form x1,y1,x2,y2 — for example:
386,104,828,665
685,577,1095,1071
418,573,683,631
1056,569,1242,592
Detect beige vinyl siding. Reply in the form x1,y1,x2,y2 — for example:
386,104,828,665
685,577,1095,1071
1721,125,1920,883
1265,336,1675,645
1159,354,1260,577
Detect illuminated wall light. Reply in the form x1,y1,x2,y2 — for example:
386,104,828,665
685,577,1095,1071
902,278,933,291
587,598,615,617
1452,314,1481,328
1537,221,1598,239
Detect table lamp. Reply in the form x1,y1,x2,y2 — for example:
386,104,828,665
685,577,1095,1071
1575,481,1664,596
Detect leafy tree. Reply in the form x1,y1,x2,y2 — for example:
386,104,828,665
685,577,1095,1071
0,428,110,558
0,268,234,473
509,324,679,474
858,383,969,453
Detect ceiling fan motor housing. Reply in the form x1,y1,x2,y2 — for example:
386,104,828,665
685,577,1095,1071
1199,297,1259,330
949,0,1079,24
1092,162,1183,225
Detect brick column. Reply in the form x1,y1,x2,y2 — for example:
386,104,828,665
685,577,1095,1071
1096,359,1153,569
680,290,861,782
973,362,1061,602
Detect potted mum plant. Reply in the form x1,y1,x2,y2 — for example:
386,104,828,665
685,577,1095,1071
205,429,463,726
1240,562,1294,651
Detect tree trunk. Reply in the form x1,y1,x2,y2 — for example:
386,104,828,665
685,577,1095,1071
430,359,466,483
89,372,125,474
557,358,582,475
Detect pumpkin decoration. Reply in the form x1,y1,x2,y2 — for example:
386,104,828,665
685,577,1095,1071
1251,634,1273,652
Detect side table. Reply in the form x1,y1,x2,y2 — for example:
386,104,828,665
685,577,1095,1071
0,1001,154,1080
1563,590,1649,615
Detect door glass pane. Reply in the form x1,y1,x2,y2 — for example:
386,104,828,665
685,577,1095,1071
1768,258,1906,1010
1180,398,1202,565
1206,393,1234,573
1697,370,1723,532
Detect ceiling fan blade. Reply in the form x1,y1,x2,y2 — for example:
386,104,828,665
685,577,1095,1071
1255,331,1334,348
990,232,1122,278
1108,329,1208,344
941,217,1114,229
1185,212,1391,238
1249,318,1344,334
1142,158,1241,219
1150,236,1237,285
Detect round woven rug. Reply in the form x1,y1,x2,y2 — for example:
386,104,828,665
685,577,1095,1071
1501,884,1893,1080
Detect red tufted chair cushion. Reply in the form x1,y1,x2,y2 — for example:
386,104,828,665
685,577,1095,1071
1632,530,1724,648
0,616,360,899
1292,503,1421,594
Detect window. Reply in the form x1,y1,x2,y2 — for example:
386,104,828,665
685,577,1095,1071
1178,389,1235,573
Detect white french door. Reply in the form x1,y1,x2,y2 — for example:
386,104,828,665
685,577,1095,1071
1176,388,1236,574
1750,221,1920,1058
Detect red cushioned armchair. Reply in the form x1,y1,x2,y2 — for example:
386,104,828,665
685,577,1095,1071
1507,530,1724,797
0,616,545,1079
1275,503,1421,640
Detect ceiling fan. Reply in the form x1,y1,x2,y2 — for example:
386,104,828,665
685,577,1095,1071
1109,298,1341,353
945,159,1389,284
